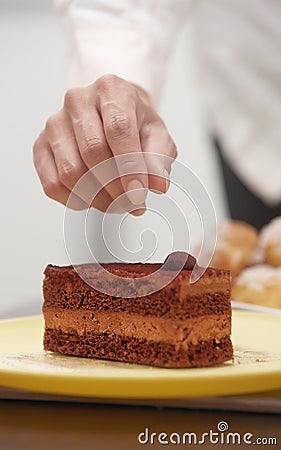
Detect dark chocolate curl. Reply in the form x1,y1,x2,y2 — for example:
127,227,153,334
164,252,197,271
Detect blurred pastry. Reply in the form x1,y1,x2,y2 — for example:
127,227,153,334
232,265,281,309
259,216,281,267
210,221,258,277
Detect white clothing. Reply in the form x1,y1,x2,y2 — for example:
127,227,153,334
55,0,281,206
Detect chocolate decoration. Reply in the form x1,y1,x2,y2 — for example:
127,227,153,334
164,251,197,271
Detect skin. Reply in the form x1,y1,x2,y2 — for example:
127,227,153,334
33,74,177,215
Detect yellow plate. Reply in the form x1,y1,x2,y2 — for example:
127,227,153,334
0,311,280,399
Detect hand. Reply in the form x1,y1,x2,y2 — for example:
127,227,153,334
33,74,177,214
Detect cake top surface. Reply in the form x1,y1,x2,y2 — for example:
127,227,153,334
44,252,231,298
45,257,230,280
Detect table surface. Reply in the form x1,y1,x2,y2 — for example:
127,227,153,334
0,399,280,450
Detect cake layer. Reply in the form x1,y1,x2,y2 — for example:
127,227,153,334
43,264,231,319
43,328,233,368
44,309,231,345
44,263,230,294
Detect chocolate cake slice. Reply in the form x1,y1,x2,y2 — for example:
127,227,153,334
42,253,233,368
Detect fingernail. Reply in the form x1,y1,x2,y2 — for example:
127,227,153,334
163,169,170,192
130,205,146,216
126,180,146,205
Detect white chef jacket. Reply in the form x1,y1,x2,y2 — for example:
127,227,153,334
55,0,281,206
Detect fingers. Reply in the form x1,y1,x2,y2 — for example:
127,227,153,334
64,91,129,211
96,75,148,206
34,75,178,215
33,134,87,210
141,118,177,194
44,110,88,192
33,131,115,213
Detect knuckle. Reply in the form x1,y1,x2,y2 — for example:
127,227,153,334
96,75,136,106
64,87,81,110
45,116,56,135
59,160,82,186
42,179,61,199
96,74,120,90
82,136,104,163
156,117,166,129
170,141,178,159
119,155,142,175
107,111,131,140
32,138,40,160
32,132,45,163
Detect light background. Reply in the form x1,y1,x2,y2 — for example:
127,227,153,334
0,1,228,318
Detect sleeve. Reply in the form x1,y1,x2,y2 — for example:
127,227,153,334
54,0,192,103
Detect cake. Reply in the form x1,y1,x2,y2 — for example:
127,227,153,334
210,221,258,277
42,252,233,368
233,264,281,310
